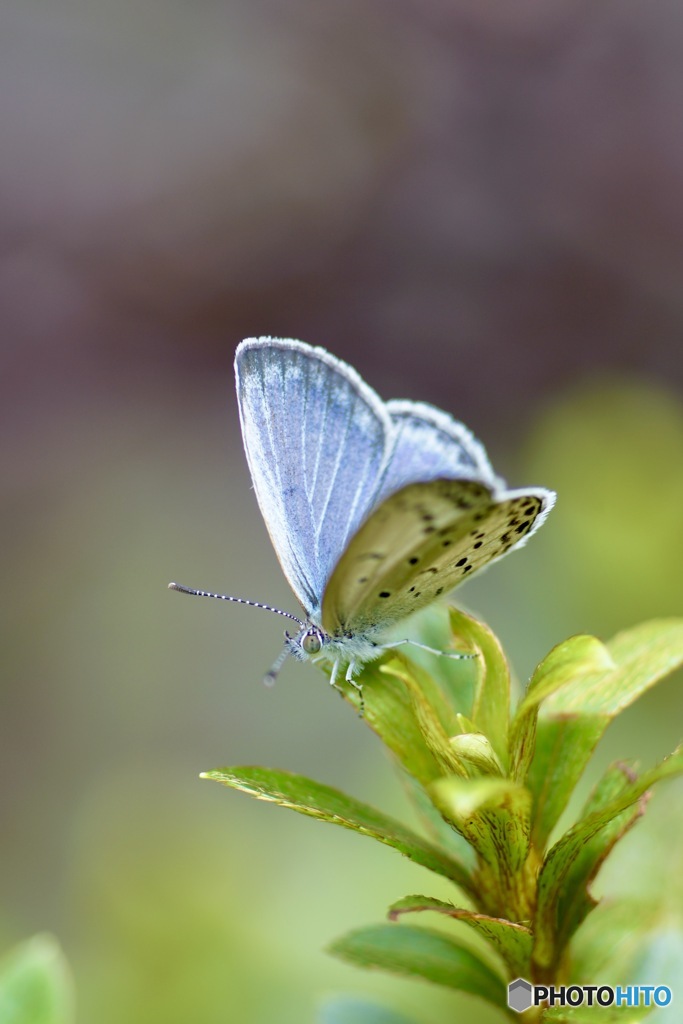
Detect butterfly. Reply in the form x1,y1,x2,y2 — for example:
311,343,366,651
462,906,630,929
170,337,555,696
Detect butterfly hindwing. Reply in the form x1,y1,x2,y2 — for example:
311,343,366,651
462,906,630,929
321,479,551,636
374,400,502,504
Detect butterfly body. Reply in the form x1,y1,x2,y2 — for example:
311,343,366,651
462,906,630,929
284,624,382,668
171,337,556,694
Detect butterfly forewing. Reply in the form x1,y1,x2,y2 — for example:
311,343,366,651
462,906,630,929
321,480,549,636
236,338,393,614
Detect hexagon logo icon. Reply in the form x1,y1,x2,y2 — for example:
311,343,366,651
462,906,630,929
508,978,533,1013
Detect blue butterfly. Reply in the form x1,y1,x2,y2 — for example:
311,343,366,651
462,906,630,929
170,338,555,694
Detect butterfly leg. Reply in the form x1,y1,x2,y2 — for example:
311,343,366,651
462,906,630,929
329,659,349,703
328,658,341,688
344,661,365,717
380,639,476,660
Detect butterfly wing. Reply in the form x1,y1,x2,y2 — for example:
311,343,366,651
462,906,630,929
235,338,393,614
321,478,555,636
375,400,503,504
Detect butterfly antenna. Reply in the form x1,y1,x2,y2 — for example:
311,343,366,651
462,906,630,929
168,582,305,626
263,644,292,687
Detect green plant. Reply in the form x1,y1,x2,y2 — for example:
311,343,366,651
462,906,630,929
204,608,683,1022
0,934,74,1024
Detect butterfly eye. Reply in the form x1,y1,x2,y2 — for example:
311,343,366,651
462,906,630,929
302,631,322,656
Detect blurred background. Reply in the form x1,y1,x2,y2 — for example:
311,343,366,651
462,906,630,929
2,1,683,1021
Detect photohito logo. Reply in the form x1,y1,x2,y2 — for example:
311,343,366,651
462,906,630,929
507,978,672,1013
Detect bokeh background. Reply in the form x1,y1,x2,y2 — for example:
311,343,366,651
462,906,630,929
3,1,683,1021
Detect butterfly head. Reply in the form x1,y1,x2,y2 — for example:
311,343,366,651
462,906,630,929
286,624,325,661
284,621,384,667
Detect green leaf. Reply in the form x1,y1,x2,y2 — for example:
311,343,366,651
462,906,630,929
0,935,74,1024
560,619,683,715
533,746,683,973
449,608,511,767
525,717,606,849
339,611,509,783
523,620,683,846
510,635,613,784
555,762,646,953
378,662,469,779
397,604,479,714
338,656,457,786
430,778,531,870
317,995,421,1024
429,777,533,921
327,924,508,1010
449,733,504,777
569,900,659,984
203,765,474,894
398,771,476,867
388,895,532,977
